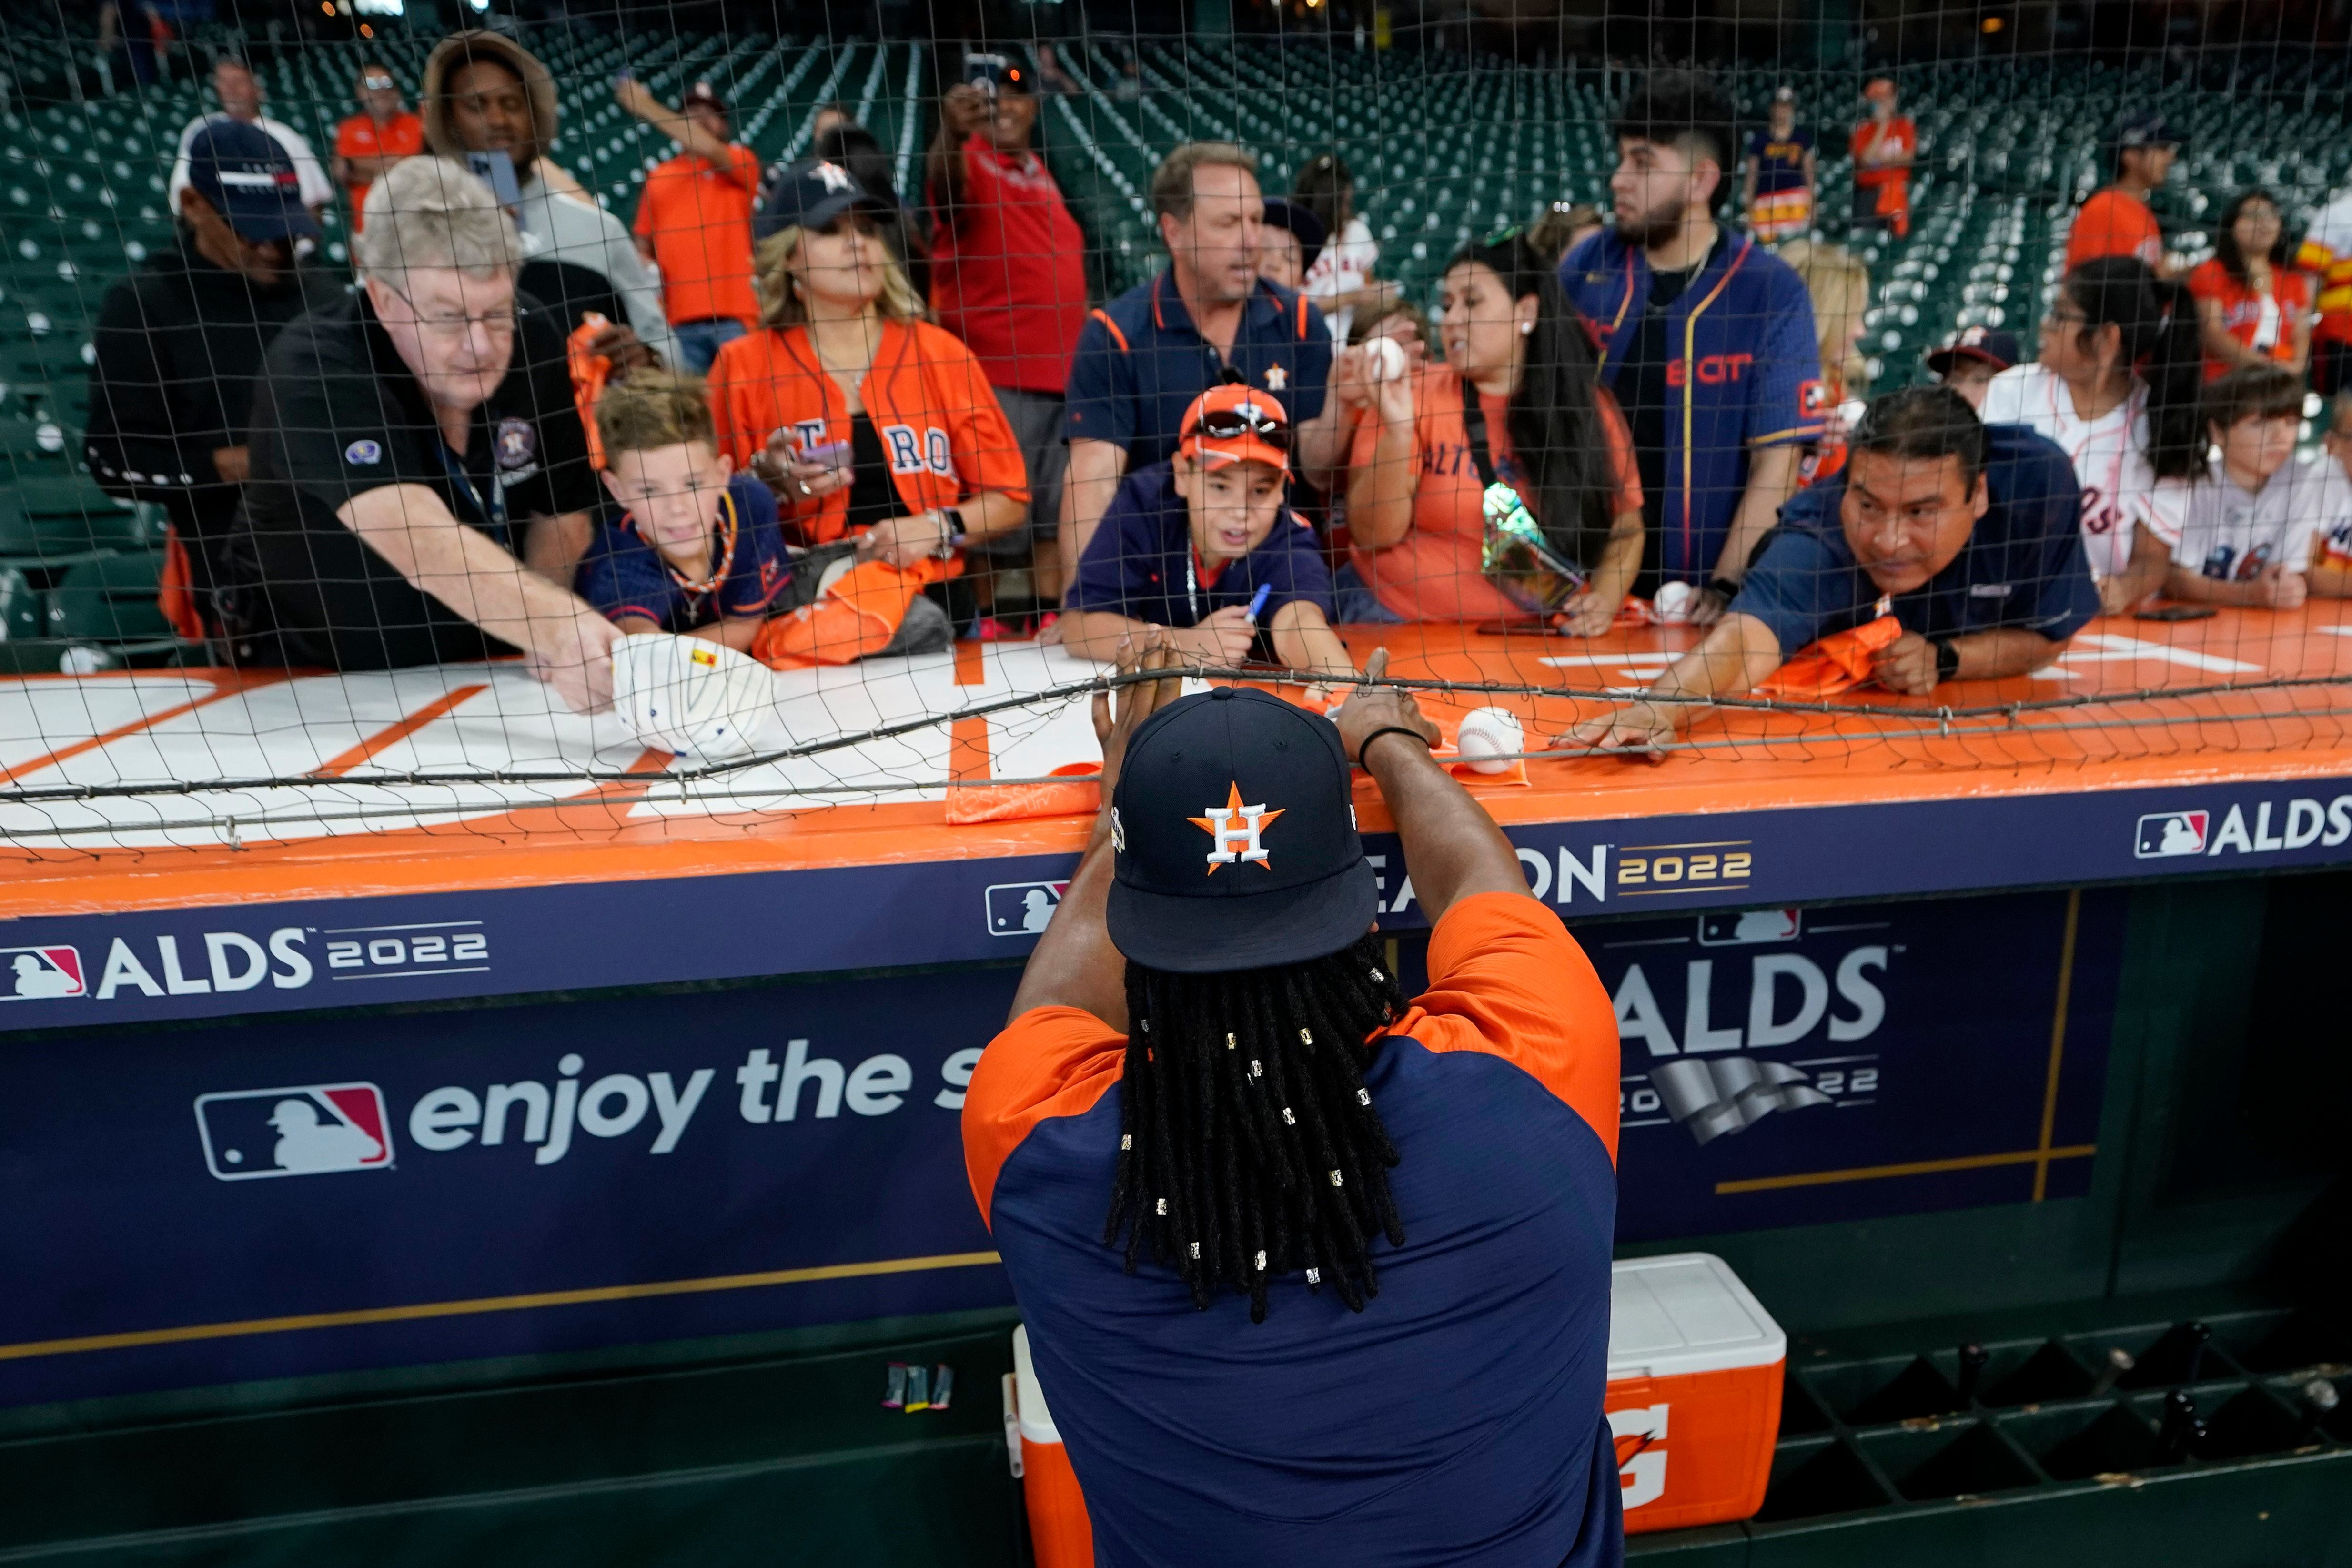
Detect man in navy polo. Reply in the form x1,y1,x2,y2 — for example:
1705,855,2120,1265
1565,385,2097,753
1062,143,1348,572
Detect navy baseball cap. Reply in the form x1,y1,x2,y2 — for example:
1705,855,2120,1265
757,157,894,240
1926,325,2019,375
1260,196,1329,273
1106,687,1378,974
185,120,319,243
2112,109,2185,151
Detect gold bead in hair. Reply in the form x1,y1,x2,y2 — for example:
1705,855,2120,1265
1226,1032,1237,1050
1329,1170,1344,1187
1282,1107,1295,1125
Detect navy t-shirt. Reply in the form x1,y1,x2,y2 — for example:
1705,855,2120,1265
577,471,791,632
1731,423,2098,655
1064,460,1333,627
1747,127,1815,195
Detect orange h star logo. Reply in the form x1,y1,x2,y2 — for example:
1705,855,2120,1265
1190,782,1282,873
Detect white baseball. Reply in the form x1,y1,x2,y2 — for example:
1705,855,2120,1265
1654,580,1698,624
1454,706,1524,774
1362,335,1408,384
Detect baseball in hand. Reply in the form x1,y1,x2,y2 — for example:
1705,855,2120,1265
1363,335,1408,384
1654,580,1698,625
1454,706,1524,774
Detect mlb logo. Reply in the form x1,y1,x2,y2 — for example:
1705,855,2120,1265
0,945,83,1001
985,881,1068,937
2136,811,2209,859
194,1083,394,1182
1698,910,1801,946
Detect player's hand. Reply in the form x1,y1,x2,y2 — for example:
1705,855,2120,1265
1331,646,1440,766
1560,589,1618,638
531,608,622,715
1091,640,1183,797
2255,565,2308,610
588,323,660,378
1871,630,1940,696
1179,606,1257,667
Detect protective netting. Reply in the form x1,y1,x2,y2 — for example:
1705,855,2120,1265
0,1,2350,852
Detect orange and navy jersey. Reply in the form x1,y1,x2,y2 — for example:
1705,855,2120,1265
962,893,1623,1565
706,318,1028,546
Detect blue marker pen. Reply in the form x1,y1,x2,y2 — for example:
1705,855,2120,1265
1246,582,1274,623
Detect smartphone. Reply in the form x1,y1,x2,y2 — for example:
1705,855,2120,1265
464,149,523,208
797,438,853,473
964,51,1009,96
2135,604,2218,622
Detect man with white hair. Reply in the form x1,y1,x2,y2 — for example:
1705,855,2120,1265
218,157,619,712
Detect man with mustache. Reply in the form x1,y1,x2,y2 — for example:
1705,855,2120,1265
1565,385,2098,754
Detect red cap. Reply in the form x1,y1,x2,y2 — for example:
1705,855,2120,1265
1178,384,1291,473
1863,78,1896,103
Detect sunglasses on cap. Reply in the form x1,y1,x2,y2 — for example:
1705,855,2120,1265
363,74,394,90
1191,401,1291,449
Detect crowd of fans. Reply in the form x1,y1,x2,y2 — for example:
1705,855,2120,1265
77,38,2352,731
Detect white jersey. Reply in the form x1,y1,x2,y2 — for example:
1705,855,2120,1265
1304,214,1379,343
512,171,680,370
2173,453,2350,581
168,113,336,212
1980,362,2189,579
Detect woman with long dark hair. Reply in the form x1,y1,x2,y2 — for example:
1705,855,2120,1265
1982,256,2201,615
1343,232,1642,633
2186,190,2312,380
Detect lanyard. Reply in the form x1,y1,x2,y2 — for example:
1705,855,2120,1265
437,434,506,544
659,487,740,601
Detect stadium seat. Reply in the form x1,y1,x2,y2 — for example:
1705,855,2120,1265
48,549,172,642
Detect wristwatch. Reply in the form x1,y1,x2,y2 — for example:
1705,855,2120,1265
1931,639,1960,684
1707,576,1743,604
933,509,968,559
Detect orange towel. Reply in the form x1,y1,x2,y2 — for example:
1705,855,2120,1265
945,763,1102,824
754,555,965,668
1754,614,1903,699
566,313,614,472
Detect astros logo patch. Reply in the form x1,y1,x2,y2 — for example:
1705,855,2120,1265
495,418,537,470
1191,782,1282,873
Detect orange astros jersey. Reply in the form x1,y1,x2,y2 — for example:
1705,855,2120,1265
706,319,1030,546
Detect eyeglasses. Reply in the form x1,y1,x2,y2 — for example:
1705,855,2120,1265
2043,306,2088,328
380,280,517,343
1192,402,1291,449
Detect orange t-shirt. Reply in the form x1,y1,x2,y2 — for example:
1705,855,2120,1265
633,144,763,330
1851,116,1915,207
706,317,1029,546
2185,258,2311,379
2066,188,2163,273
332,110,423,232
1346,367,1641,623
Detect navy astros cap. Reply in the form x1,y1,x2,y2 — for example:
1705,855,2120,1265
754,157,894,242
1926,325,2019,375
1106,687,1378,975
185,120,320,243
2112,109,2185,151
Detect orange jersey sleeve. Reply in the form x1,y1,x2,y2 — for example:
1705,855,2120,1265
920,323,1031,504
1384,891,1621,1164
961,1004,1127,1228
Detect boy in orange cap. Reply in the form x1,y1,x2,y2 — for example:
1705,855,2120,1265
1062,384,1353,684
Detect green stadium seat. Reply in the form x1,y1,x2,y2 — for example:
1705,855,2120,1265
48,549,171,642
0,566,44,643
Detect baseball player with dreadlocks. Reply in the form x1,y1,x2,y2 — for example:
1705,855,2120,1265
963,644,1623,1564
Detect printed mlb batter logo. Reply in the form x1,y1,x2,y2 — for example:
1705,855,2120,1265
2136,809,2210,858
985,882,1070,935
0,944,83,1000
1191,782,1282,872
194,1083,394,1181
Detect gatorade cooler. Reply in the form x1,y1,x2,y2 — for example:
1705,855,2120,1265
1605,1252,1785,1534
1010,1324,1094,1568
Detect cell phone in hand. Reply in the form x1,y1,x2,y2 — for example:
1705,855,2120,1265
464,149,522,208
2135,603,2218,622
797,439,853,473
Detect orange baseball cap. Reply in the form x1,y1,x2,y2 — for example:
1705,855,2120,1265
1863,78,1897,103
1178,384,1291,473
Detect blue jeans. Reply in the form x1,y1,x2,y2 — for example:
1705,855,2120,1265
1330,561,1406,625
672,317,748,374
